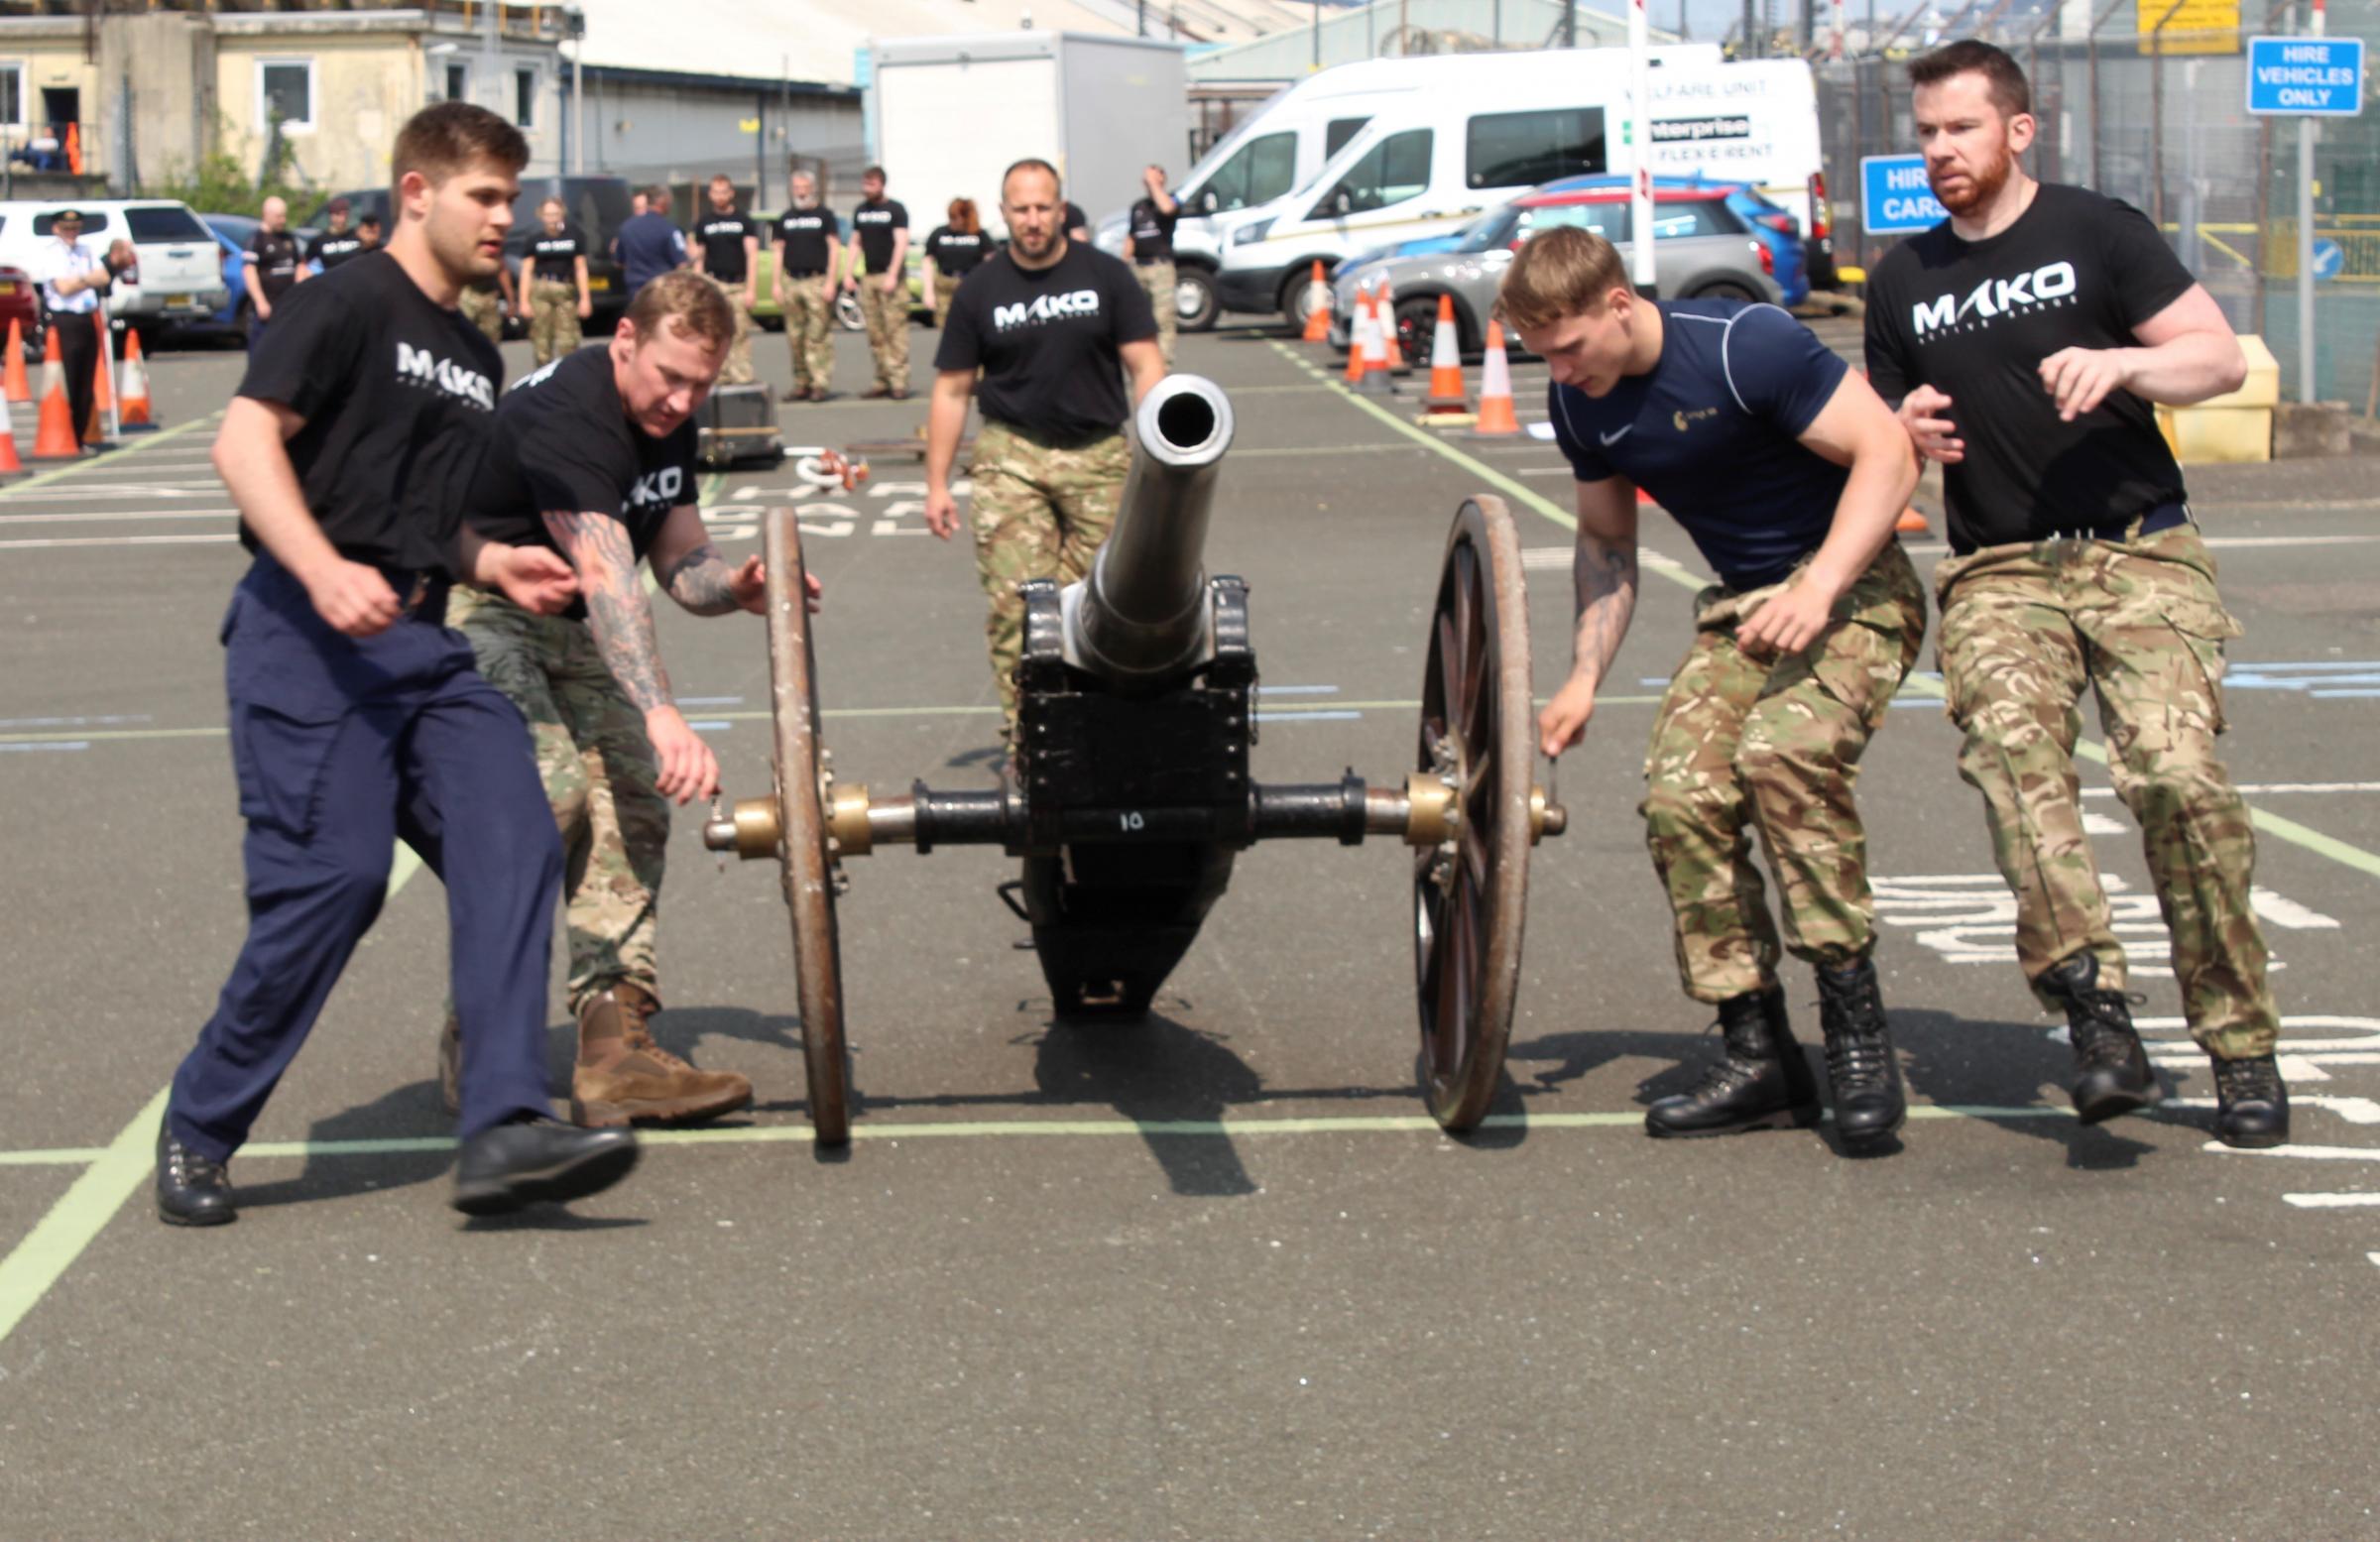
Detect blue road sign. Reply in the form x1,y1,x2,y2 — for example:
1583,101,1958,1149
2246,36,2365,116
1860,155,1947,236
2312,238,2345,281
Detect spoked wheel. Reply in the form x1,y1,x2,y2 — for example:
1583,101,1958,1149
762,508,851,1145
1412,495,1535,1131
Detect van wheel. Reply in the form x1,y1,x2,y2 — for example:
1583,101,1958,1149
1280,271,1327,333
1174,268,1218,332
1689,280,1761,302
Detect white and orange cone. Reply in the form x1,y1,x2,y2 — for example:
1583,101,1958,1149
116,326,155,431
1465,318,1520,437
1300,260,1332,343
1355,283,1393,395
1417,294,1472,422
30,327,79,460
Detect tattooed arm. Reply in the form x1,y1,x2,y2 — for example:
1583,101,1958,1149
647,504,769,617
1537,476,1640,760
541,509,717,804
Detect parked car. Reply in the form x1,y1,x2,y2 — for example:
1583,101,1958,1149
1329,182,1782,361
0,251,36,355
0,197,229,343
190,212,258,343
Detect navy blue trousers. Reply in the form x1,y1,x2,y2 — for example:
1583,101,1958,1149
169,553,564,1162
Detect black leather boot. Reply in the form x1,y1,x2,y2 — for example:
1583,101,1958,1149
2040,952,2161,1125
1645,987,1822,1138
156,1122,236,1227
1817,956,1905,1149
452,1115,640,1217
2212,1053,2290,1148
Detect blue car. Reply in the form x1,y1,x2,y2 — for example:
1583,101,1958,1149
195,213,258,343
1536,173,1809,306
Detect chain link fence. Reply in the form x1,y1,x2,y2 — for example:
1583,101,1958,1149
1819,0,2380,410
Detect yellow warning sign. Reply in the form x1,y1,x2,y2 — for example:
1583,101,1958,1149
2137,0,2239,55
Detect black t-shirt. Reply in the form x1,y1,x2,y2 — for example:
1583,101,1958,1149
309,231,365,272
934,243,1157,442
924,226,990,278
249,227,303,301
851,197,908,274
1128,197,1177,264
694,210,757,283
235,251,501,573
774,206,840,276
529,225,586,283
1864,182,2197,552
464,345,700,622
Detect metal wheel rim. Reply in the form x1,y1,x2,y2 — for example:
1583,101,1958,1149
1412,495,1533,1131
763,508,851,1145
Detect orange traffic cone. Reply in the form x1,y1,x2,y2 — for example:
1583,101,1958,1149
1354,284,1392,396
1466,318,1520,438
1343,286,1375,386
1300,260,1331,343
1896,506,1930,534
1378,282,1411,376
30,327,80,460
2,319,29,405
83,317,113,444
0,389,22,476
1418,294,1472,422
115,326,155,431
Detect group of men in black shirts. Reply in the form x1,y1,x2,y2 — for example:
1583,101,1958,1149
241,195,379,352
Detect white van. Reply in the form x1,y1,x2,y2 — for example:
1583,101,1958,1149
1211,52,1824,327
0,198,229,338
1094,47,1726,331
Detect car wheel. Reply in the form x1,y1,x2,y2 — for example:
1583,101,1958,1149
233,299,254,347
1174,268,1219,332
1279,270,1327,333
1393,296,1452,365
1689,280,1761,303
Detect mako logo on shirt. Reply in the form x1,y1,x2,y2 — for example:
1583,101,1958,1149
629,465,684,511
395,342,496,410
1910,260,2078,337
992,288,1103,332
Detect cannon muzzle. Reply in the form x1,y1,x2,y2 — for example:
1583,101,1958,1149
1063,373,1236,687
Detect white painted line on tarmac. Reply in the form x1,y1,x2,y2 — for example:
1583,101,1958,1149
2282,1192,2380,1208
0,509,235,525
2204,1142,2380,1161
0,533,239,549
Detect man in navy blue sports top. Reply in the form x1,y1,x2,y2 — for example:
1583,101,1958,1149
1506,225,1924,1152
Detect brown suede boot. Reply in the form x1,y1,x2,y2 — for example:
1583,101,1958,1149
570,982,753,1127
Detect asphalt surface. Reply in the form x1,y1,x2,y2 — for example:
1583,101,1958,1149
3,317,2379,1539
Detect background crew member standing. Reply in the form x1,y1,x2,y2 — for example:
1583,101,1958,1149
922,159,1162,740
922,196,990,326
615,184,688,297
308,198,366,274
159,102,639,1228
772,169,841,402
1121,165,1180,366
1512,227,1925,1150
446,272,805,1126
32,208,127,444
243,194,306,351
690,174,760,385
457,265,513,347
1866,41,2286,1148
355,212,384,253
848,166,911,398
525,195,593,365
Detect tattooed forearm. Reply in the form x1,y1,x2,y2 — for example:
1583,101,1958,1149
544,511,674,714
654,540,742,616
1570,530,1638,686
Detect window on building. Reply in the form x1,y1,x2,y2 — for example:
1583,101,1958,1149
514,66,536,128
1465,108,1606,190
0,63,24,130
258,59,314,134
444,61,469,103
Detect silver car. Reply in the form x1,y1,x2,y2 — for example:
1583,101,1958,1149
1328,189,1780,360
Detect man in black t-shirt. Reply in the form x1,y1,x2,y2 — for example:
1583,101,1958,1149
691,174,760,385
1122,164,1181,365
307,198,366,274
847,165,911,398
772,168,842,402
524,195,593,365
243,195,306,353
925,158,1162,739
161,103,639,1228
451,271,807,1127
1866,41,2285,1148
921,199,990,327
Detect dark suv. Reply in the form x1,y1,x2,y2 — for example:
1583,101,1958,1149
302,175,636,327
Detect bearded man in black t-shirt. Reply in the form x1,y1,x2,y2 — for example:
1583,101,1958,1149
691,174,761,385
446,272,815,1127
1865,41,2287,1149
924,158,1163,742
161,103,641,1229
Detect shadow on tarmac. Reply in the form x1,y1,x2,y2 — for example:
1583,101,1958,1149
230,1082,454,1210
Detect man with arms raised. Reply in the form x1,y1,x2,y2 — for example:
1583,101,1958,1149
1865,41,2285,1147
160,103,639,1226
1512,226,1924,1151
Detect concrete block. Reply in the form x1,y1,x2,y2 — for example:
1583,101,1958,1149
2273,401,2354,459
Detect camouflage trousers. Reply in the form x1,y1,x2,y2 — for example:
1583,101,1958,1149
1936,523,2276,1058
457,285,505,347
1134,260,1177,367
1643,541,1927,1003
860,278,909,391
528,280,581,366
968,419,1129,732
720,296,756,387
450,586,668,1013
780,272,837,393
931,273,961,327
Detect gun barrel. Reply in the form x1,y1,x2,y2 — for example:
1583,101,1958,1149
1066,373,1235,685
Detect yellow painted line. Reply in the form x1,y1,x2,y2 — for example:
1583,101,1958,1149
0,412,220,499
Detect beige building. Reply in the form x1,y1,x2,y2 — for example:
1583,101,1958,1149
0,1,573,193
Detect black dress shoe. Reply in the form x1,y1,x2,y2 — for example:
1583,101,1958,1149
452,1116,639,1217
157,1123,236,1227
2213,1054,2290,1148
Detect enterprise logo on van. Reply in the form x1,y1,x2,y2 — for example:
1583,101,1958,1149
992,289,1102,331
